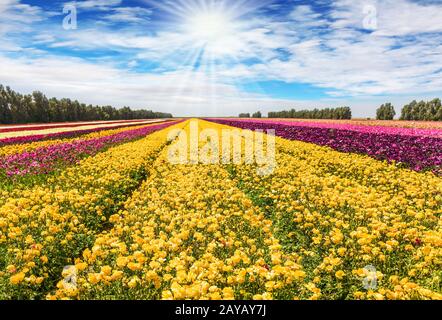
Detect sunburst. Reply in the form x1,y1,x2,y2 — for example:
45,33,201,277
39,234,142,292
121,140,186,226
142,0,273,115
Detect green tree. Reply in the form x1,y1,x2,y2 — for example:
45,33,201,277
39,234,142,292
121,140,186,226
252,111,262,118
400,99,442,121
267,107,351,120
376,103,396,120
0,84,173,124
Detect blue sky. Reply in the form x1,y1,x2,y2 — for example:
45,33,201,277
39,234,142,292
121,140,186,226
0,0,441,117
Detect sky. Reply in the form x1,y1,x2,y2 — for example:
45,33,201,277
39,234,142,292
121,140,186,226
0,0,442,117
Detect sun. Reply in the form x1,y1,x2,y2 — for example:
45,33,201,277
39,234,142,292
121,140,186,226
145,0,270,63
146,0,263,59
185,10,233,43
188,12,229,41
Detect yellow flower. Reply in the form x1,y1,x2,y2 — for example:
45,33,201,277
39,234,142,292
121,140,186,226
10,272,26,285
222,287,235,300
75,262,88,272
337,247,347,256
210,292,222,300
354,269,366,277
422,246,432,256
109,214,121,224
101,266,112,276
162,290,173,300
293,270,306,279
6,265,16,274
128,277,139,289
127,262,142,271
163,274,173,282
88,273,101,285
335,270,345,280
116,256,129,268
111,271,123,281
389,275,399,284
372,293,384,300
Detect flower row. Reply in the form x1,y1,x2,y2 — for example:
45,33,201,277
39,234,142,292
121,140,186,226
208,119,442,174
0,120,169,146
0,123,165,158
236,118,442,130
0,119,150,134
0,121,177,177
232,119,442,138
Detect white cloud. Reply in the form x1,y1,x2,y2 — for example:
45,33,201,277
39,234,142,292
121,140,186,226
104,7,152,23
48,16,289,64
0,0,45,32
229,1,442,97
127,60,138,68
2,53,436,118
0,0,48,53
0,54,269,116
0,0,45,20
330,0,442,36
64,0,122,11
289,5,326,27
45,1,442,98
254,31,442,96
0,0,15,13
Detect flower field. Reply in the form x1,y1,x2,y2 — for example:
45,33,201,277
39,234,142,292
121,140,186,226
0,121,175,177
0,119,168,140
209,119,442,174
0,119,441,300
0,119,153,134
240,118,442,130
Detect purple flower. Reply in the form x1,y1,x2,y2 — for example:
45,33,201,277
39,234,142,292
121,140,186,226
1,121,179,177
207,119,442,175
0,121,168,147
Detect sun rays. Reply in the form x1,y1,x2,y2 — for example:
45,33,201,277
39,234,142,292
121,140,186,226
138,0,274,115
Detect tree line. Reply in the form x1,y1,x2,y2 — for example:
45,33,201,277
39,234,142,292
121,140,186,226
265,107,352,120
242,99,442,121
0,85,173,124
399,99,442,121
376,99,442,121
239,111,262,118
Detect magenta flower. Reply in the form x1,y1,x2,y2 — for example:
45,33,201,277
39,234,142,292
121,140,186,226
0,121,170,147
1,121,179,177
207,119,442,175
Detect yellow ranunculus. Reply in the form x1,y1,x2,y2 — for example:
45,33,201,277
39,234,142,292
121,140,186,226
10,272,26,285
128,277,139,289
101,266,112,276
337,247,347,256
335,270,345,280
